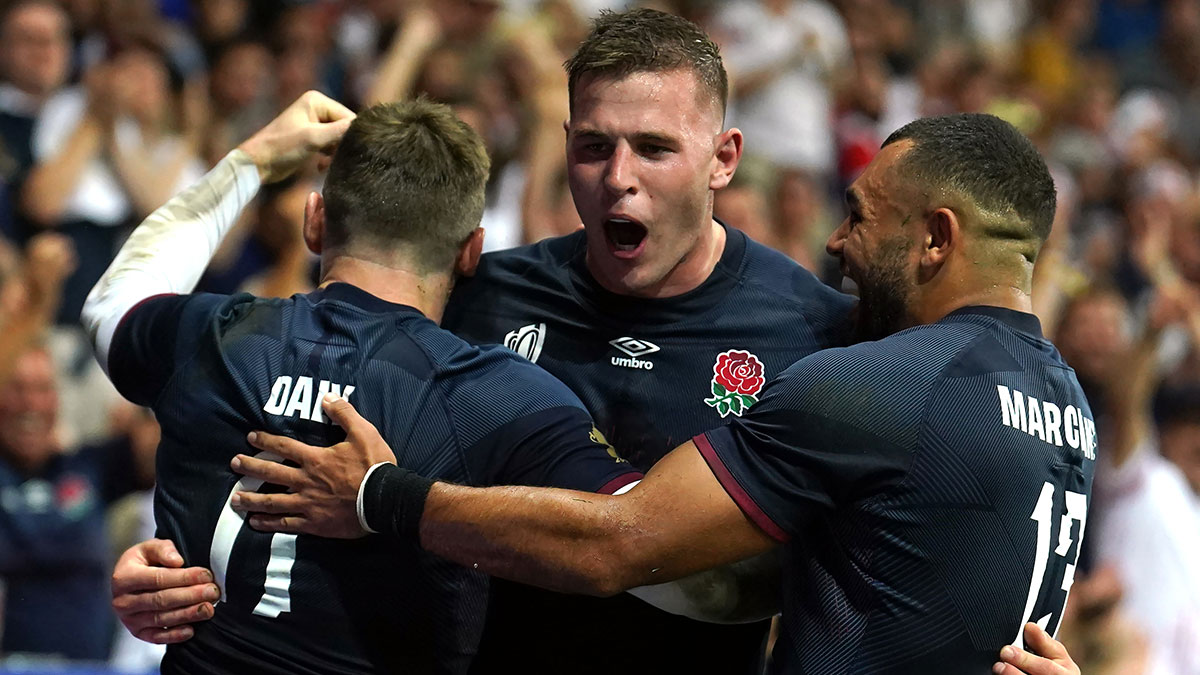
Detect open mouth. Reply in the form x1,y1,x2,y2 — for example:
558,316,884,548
603,217,648,259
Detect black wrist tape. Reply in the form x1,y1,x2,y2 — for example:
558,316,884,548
363,464,435,539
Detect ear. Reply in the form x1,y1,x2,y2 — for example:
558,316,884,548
709,127,743,191
920,207,958,281
303,191,325,255
455,227,485,277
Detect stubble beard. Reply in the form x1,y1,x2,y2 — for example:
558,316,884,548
854,236,913,342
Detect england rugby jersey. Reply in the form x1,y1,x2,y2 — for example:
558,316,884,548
698,307,1096,673
106,282,639,675
444,224,855,674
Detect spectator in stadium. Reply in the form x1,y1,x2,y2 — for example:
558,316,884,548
20,43,204,324
1082,277,1200,674
0,233,74,387
0,343,154,660
0,0,72,239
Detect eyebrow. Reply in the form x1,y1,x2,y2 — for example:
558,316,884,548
570,128,679,146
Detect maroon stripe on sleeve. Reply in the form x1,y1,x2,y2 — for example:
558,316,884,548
597,472,643,495
693,433,790,543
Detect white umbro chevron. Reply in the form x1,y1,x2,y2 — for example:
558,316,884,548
609,337,659,370
608,337,660,357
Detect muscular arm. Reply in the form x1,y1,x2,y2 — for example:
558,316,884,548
411,440,779,596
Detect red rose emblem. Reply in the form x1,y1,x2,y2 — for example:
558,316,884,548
713,350,765,396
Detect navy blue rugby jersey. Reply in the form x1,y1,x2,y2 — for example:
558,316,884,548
697,307,1097,674
106,282,639,675
443,225,856,675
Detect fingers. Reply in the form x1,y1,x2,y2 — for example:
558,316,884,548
308,117,353,153
231,451,304,487
322,394,374,438
232,489,304,514
112,582,220,615
303,90,355,124
1022,622,1068,659
137,538,185,568
133,624,197,645
248,514,309,534
112,543,212,596
995,625,1075,675
301,90,355,150
245,431,315,464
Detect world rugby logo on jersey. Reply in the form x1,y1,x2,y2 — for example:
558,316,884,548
609,336,659,370
504,323,546,363
704,350,765,417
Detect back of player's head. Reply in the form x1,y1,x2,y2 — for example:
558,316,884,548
566,8,727,117
883,114,1056,262
322,98,490,274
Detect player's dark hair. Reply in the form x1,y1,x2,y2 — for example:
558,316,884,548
883,114,1057,259
322,98,490,274
565,8,727,116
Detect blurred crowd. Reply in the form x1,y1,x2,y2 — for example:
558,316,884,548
0,0,1196,673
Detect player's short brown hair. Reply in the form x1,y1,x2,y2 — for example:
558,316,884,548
565,8,727,117
322,98,490,273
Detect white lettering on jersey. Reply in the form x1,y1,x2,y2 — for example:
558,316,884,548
263,376,355,425
996,385,1095,459
609,337,659,370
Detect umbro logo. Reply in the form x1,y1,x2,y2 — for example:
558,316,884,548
504,323,546,363
609,337,659,370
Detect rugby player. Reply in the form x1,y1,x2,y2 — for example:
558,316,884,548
235,113,1097,674
82,93,640,673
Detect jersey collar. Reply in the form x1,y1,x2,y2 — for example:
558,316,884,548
943,305,1044,338
565,219,748,325
311,282,426,317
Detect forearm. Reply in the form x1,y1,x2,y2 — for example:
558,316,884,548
111,141,194,219
22,116,105,225
417,481,648,596
365,24,438,106
81,149,260,372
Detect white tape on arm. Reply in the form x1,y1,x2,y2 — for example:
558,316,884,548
82,149,261,374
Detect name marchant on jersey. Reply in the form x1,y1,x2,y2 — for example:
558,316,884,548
263,376,355,424
996,385,1096,460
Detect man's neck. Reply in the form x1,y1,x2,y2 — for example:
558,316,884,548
913,278,1034,327
319,255,453,324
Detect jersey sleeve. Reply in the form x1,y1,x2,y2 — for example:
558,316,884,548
466,405,641,493
695,349,913,542
447,351,641,493
107,292,229,406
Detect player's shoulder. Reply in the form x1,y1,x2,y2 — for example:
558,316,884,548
400,311,583,410
730,228,857,329
763,309,1018,432
456,232,582,296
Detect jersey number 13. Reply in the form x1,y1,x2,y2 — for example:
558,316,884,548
1016,480,1088,647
